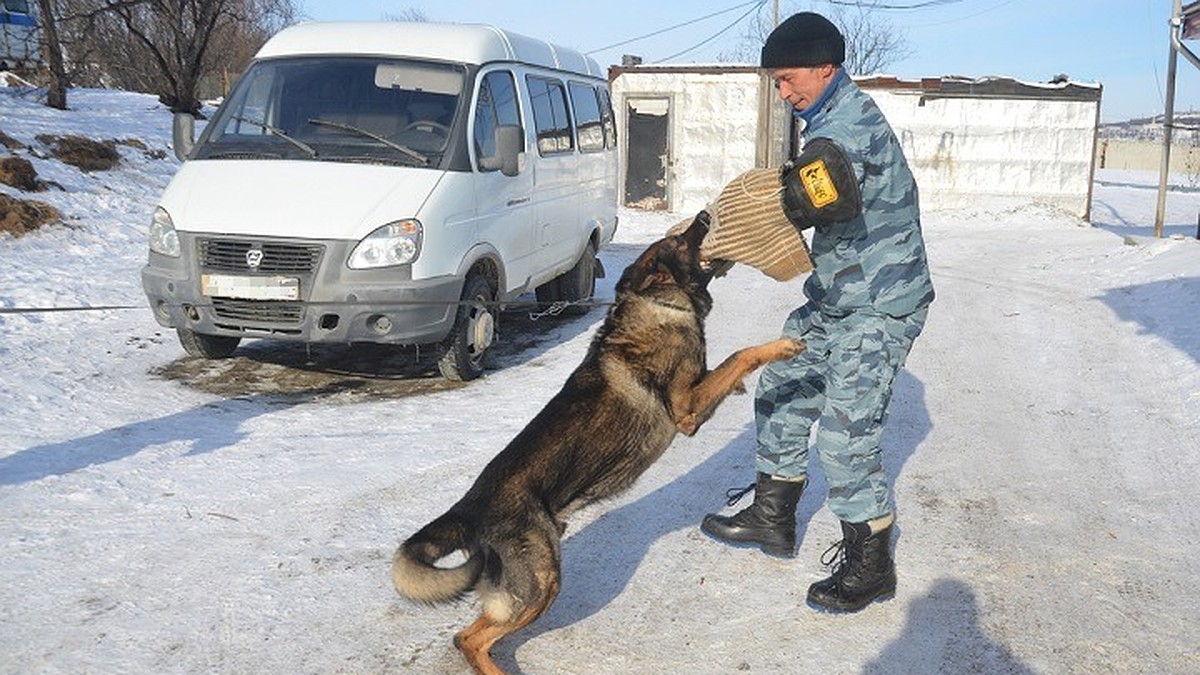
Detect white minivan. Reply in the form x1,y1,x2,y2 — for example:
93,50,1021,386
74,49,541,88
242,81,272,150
142,22,618,380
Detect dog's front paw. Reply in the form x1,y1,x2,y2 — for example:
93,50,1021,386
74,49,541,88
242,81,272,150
765,338,805,361
676,413,700,436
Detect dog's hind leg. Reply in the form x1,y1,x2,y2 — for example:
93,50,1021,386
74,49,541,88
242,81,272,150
674,338,805,435
454,522,562,675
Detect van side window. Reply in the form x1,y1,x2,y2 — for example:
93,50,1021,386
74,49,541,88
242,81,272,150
474,70,522,171
569,81,604,153
526,76,574,155
597,87,617,149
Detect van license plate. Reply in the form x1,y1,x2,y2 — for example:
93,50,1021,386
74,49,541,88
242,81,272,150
201,274,300,301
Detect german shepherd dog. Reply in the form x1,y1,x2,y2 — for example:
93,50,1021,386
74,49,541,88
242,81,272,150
392,213,804,674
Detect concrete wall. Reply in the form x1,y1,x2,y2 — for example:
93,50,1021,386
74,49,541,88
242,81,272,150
871,91,1100,218
1096,139,1200,174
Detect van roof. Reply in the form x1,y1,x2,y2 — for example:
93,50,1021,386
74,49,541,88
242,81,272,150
256,22,606,79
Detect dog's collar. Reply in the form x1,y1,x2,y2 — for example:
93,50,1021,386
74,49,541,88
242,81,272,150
646,297,693,313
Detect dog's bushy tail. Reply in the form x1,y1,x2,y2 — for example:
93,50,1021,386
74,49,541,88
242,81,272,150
392,510,483,605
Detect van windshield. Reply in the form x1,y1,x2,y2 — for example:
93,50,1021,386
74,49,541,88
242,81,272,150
195,57,465,166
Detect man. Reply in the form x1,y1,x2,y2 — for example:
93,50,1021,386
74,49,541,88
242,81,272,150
701,12,934,613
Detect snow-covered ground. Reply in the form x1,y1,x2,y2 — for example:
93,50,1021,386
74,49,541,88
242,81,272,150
2,88,1199,674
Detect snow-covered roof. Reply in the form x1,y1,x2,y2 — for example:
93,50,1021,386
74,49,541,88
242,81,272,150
857,75,1102,102
610,65,1102,101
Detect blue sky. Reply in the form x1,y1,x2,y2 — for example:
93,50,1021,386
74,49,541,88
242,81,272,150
297,0,1199,123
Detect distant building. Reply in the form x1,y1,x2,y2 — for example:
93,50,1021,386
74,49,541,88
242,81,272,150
0,0,40,70
610,66,1103,219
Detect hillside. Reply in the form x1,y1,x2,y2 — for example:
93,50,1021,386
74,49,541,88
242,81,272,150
1100,110,1200,142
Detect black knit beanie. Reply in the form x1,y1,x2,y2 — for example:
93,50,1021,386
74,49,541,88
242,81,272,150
760,12,845,68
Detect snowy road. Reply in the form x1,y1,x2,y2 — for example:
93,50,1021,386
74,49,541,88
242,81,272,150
2,89,1200,674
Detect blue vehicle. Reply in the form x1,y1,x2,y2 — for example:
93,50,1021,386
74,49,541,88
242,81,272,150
0,0,39,69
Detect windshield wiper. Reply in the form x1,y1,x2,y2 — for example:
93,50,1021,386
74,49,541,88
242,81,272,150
230,116,317,158
205,150,283,160
306,118,429,165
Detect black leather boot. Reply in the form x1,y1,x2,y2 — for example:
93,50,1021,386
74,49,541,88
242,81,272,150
806,517,897,612
700,472,805,557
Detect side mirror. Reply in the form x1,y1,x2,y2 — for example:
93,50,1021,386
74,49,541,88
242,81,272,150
479,124,523,177
172,112,196,161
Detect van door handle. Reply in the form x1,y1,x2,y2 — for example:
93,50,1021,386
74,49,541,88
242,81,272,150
507,197,530,206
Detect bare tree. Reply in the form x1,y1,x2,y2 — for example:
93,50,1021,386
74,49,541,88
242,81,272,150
32,0,294,113
51,0,292,115
200,0,296,97
34,0,70,109
835,2,912,75
106,0,238,114
382,7,428,22
719,1,912,76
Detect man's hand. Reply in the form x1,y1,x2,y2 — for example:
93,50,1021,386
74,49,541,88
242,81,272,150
780,137,862,229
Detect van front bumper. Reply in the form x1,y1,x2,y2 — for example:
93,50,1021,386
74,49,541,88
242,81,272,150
140,236,462,345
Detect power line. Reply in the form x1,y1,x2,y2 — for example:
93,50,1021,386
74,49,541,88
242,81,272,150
896,0,1022,26
587,0,973,62
825,0,965,9
656,1,768,63
586,0,765,55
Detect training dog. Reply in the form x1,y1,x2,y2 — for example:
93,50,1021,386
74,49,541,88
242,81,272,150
391,213,804,674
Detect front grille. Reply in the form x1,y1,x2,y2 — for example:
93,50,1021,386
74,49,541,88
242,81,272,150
211,298,304,324
198,239,324,273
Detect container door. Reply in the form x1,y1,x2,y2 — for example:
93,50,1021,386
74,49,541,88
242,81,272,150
624,97,670,210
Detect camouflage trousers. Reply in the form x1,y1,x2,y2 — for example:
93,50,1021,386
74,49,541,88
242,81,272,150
754,303,927,523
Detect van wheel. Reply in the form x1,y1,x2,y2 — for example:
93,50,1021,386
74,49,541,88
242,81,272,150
437,273,496,381
177,328,241,359
555,241,596,316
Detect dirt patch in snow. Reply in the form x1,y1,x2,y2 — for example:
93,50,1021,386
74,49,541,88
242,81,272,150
0,156,45,192
36,134,122,172
152,307,596,402
0,193,60,236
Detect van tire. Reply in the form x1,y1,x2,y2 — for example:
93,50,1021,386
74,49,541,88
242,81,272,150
535,241,596,317
437,273,496,381
177,328,241,359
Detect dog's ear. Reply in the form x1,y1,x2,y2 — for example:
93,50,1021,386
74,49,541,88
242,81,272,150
625,245,678,293
680,211,711,250
649,242,694,290
617,243,666,295
636,269,673,292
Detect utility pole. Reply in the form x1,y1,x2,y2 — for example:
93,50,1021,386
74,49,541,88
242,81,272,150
1155,0,1200,237
1155,0,1182,239
759,0,784,168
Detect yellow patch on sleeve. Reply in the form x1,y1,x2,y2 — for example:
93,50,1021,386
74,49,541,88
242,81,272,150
799,159,839,209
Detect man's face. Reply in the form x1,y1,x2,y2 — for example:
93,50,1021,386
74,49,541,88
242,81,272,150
770,65,835,112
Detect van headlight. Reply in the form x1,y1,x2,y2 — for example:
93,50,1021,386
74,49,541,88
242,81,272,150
148,206,180,257
348,220,423,269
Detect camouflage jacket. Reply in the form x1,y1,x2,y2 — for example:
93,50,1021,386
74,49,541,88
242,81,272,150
797,71,935,317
